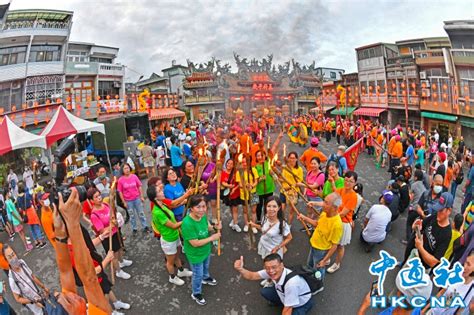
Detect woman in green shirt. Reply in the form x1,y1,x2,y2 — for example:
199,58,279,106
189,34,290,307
147,185,192,286
322,162,345,198
181,194,221,306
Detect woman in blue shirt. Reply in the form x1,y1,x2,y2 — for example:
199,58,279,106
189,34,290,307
163,167,186,221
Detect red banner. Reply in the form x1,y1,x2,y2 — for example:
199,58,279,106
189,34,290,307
344,137,365,171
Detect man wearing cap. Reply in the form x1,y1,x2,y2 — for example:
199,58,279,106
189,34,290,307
360,190,393,252
404,192,453,268
416,174,444,219
300,137,327,170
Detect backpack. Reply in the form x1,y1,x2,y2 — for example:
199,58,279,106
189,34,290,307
455,163,465,185
281,267,322,295
327,154,344,177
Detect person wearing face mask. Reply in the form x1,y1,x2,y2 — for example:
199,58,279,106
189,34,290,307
39,193,55,248
416,174,444,219
93,166,111,200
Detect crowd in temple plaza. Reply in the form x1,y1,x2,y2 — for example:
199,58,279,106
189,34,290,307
0,112,473,315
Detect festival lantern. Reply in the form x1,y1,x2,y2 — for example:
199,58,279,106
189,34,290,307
11,105,16,112
33,101,38,107
22,121,26,128
432,83,437,90
34,119,39,126
21,111,26,118
0,108,3,114
421,82,426,89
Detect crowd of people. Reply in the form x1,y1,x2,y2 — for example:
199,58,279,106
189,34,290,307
0,113,472,314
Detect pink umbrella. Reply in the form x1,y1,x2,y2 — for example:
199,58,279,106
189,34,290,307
0,115,47,155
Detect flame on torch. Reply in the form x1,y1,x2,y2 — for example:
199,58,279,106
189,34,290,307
198,147,203,156
283,144,287,158
238,153,244,163
271,153,278,167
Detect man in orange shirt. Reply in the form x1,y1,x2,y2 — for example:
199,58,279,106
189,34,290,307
324,120,333,142
390,135,403,179
327,171,358,274
300,137,328,170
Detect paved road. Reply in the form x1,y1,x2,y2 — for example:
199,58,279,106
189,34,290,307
2,132,466,315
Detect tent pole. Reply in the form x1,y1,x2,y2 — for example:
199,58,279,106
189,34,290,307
103,134,112,171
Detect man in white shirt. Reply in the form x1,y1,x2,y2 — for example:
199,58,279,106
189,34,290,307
360,190,393,252
234,254,313,314
22,167,34,193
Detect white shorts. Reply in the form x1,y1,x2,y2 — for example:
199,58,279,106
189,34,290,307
144,159,155,168
160,238,181,255
339,222,352,246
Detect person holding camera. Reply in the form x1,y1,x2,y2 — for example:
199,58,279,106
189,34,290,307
234,253,314,315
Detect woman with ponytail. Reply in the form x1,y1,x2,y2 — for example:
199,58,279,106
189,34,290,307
146,185,192,287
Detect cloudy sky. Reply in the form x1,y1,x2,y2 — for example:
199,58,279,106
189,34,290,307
8,0,474,81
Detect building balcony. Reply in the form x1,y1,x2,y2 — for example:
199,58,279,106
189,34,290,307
414,49,445,66
0,61,64,83
66,62,124,77
419,100,456,115
360,95,388,108
451,49,474,66
297,95,317,101
387,95,420,110
184,95,224,105
0,21,71,40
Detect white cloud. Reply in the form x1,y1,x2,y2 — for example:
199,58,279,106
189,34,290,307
7,0,473,80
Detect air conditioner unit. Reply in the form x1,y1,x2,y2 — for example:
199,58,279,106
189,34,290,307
421,88,431,97
113,81,121,88
421,80,430,88
419,71,427,79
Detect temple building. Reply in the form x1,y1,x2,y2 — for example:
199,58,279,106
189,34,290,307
183,54,325,120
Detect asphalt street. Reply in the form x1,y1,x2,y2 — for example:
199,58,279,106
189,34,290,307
2,132,466,315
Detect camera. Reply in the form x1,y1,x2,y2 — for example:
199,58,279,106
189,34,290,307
51,135,88,204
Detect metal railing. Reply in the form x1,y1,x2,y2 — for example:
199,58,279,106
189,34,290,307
3,20,71,31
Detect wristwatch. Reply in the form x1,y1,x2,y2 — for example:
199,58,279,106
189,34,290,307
54,236,68,244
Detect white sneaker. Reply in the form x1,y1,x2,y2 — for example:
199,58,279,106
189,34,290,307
252,227,258,234
112,311,124,315
325,259,331,266
243,225,249,232
327,263,340,274
228,221,234,228
116,270,131,280
177,268,193,278
169,275,185,286
119,259,133,268
113,300,130,310
232,224,242,233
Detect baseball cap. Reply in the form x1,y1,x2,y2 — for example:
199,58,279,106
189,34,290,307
337,145,346,151
41,193,50,201
396,269,432,301
438,152,447,162
387,179,395,187
311,137,319,146
396,175,405,182
432,192,454,212
381,190,394,204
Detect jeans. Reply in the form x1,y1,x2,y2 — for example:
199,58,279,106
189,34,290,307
29,224,43,241
450,181,458,200
261,286,314,314
126,198,149,231
306,247,328,281
190,256,211,295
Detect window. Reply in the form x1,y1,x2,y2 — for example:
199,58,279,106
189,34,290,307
90,57,113,64
29,45,61,62
0,80,24,112
65,80,94,103
98,81,119,99
330,71,337,79
0,46,27,66
377,80,386,93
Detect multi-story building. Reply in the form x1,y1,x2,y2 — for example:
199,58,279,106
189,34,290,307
65,41,125,112
161,61,189,95
444,20,474,143
386,37,450,130
0,5,73,127
355,43,398,123
315,67,345,82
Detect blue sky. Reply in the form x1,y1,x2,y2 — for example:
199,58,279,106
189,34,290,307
8,0,474,81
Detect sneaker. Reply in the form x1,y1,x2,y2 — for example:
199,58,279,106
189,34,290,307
39,242,47,249
191,293,206,306
243,225,249,232
252,227,258,234
232,224,242,233
312,281,324,295
25,244,33,251
169,275,185,286
116,270,131,280
132,230,138,235
202,277,217,286
325,259,331,266
228,221,234,228
35,243,41,249
113,300,130,310
143,227,151,234
327,263,340,274
119,259,133,268
177,268,193,278
112,311,124,315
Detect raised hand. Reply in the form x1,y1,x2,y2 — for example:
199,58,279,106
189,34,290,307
58,188,83,229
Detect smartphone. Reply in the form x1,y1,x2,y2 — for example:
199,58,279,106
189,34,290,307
370,280,379,296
